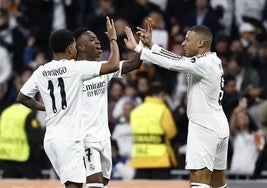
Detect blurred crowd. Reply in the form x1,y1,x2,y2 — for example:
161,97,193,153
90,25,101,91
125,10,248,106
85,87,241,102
1,0,267,180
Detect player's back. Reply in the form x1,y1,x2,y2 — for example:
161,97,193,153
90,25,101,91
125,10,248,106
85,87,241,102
34,59,101,140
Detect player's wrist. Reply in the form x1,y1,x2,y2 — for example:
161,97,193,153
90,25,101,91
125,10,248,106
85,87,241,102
109,38,117,43
138,40,145,47
134,44,143,53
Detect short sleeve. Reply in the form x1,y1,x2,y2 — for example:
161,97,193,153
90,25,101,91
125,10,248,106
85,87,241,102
75,60,102,80
20,71,39,98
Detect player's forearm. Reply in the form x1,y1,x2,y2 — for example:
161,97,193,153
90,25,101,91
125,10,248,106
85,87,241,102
121,53,142,74
100,39,120,75
17,92,45,111
139,45,181,71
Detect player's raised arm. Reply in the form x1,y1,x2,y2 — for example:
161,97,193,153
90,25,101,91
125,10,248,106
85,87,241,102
99,16,120,75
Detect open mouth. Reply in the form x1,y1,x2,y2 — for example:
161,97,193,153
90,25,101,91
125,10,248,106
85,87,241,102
96,46,102,52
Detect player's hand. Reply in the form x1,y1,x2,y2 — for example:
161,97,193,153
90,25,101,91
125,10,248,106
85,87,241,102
137,17,153,48
105,16,117,41
124,26,138,50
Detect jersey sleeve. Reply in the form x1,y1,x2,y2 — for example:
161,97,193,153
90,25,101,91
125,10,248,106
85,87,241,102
20,71,39,98
75,60,102,80
106,61,123,81
140,44,207,77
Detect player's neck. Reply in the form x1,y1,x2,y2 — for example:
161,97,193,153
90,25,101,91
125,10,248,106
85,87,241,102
198,48,210,55
77,53,97,61
54,53,72,60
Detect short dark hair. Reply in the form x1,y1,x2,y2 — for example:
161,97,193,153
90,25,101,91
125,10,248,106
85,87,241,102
147,82,165,96
189,25,213,46
49,29,75,53
224,73,236,85
73,27,88,40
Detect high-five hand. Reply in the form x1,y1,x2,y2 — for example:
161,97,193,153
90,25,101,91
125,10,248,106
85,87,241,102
124,26,138,50
137,17,153,48
105,16,117,41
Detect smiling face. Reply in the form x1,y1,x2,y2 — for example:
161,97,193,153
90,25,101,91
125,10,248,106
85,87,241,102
182,31,200,57
77,31,102,60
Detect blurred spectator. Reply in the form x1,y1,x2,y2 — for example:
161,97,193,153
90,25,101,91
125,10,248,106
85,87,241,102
214,34,231,59
54,0,83,31
229,102,259,175
108,79,125,134
171,72,187,110
229,39,245,60
116,0,161,29
210,0,234,36
251,43,267,98
85,0,117,59
0,103,45,179
234,0,266,29
172,92,188,169
130,83,177,179
112,82,142,122
27,50,49,70
169,39,187,109
165,0,195,27
23,35,50,70
7,67,33,105
182,0,219,39
221,74,240,120
147,11,169,49
18,0,52,50
135,72,150,102
238,22,258,50
253,100,267,179
0,7,30,72
221,74,240,168
112,101,135,159
226,57,260,93
110,139,135,180
149,0,167,11
0,44,12,83
0,83,9,113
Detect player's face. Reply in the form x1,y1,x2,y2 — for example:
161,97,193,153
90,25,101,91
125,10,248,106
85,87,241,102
81,31,102,60
182,31,199,57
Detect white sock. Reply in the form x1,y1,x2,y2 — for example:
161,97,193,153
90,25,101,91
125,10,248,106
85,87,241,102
191,182,210,188
212,184,228,188
86,183,104,188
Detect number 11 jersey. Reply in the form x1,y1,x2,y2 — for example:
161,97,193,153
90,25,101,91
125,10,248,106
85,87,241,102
20,59,102,141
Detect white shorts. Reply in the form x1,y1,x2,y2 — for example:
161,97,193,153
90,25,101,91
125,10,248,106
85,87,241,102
185,123,229,172
84,138,112,179
44,138,86,184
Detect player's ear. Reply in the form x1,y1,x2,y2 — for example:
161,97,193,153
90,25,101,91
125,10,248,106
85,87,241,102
77,44,85,51
67,45,73,54
198,39,205,48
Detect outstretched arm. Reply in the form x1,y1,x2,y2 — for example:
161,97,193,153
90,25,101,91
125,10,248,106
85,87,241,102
99,16,120,75
122,22,156,74
17,92,45,111
121,53,142,75
124,21,205,76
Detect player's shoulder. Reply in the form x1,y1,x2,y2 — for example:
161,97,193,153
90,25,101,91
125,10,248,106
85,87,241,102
191,52,217,63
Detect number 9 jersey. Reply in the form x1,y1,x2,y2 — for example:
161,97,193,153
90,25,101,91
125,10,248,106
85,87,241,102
20,59,102,141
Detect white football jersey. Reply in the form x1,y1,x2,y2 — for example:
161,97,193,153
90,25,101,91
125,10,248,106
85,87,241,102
140,44,229,138
20,59,102,141
81,61,123,142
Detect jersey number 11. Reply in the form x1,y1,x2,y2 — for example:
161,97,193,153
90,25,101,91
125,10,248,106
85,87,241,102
48,77,67,113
